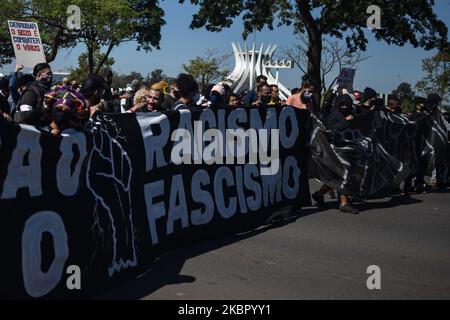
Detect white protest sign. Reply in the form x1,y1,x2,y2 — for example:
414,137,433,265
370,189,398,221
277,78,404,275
8,20,46,68
337,68,356,91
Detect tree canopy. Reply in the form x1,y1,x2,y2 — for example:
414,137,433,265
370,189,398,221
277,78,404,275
0,0,166,72
183,49,230,91
180,0,449,94
416,49,450,102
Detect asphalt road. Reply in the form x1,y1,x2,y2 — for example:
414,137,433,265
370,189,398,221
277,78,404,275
100,180,450,300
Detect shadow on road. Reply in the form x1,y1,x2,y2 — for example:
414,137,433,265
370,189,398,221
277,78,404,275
97,188,448,299
96,206,321,300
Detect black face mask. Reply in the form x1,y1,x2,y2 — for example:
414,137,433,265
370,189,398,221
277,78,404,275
340,106,352,117
38,75,53,91
260,96,271,104
210,92,224,106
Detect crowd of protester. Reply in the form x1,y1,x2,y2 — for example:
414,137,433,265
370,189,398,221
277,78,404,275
1,62,449,217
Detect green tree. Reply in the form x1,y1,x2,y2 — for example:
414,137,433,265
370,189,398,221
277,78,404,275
0,0,166,72
180,0,448,97
416,49,450,102
69,0,165,75
145,68,174,85
391,82,416,113
0,0,79,66
69,49,115,83
183,49,229,91
111,71,144,89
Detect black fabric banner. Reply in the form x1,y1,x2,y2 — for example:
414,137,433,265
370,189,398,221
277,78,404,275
309,109,450,198
0,107,311,299
421,109,450,183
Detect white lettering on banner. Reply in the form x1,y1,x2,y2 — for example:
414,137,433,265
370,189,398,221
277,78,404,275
56,131,87,196
144,180,166,245
203,129,224,165
139,108,303,244
137,107,299,176
190,170,215,226
244,164,262,211
137,113,170,171
279,107,299,148
1,125,42,199
214,167,238,219
167,175,189,235
22,211,69,298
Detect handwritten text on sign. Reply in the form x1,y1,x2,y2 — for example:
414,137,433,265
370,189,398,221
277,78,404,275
8,20,46,68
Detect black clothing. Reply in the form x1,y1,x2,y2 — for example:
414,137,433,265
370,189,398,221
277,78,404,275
0,91,10,115
14,81,48,126
161,95,176,111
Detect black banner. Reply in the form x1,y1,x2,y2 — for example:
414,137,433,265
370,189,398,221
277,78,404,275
0,107,310,299
309,109,450,198
310,111,412,197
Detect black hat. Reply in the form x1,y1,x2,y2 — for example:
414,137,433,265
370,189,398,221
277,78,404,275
33,63,51,76
363,87,377,101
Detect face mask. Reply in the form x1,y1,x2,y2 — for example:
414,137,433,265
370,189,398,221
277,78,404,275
301,91,313,104
260,96,271,104
210,92,223,105
39,74,53,91
340,106,352,117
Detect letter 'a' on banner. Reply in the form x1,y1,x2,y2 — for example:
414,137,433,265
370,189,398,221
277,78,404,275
8,20,46,68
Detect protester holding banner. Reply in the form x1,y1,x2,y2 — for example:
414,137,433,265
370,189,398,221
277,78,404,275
312,94,360,214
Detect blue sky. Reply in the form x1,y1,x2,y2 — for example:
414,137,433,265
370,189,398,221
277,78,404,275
2,0,450,94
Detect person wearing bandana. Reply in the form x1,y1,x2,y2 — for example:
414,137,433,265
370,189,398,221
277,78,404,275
14,63,53,128
312,94,360,215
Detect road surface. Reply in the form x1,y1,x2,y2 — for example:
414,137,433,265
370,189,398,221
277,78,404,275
100,181,450,300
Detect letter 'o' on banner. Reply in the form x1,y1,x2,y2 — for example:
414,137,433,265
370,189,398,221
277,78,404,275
21,211,69,298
